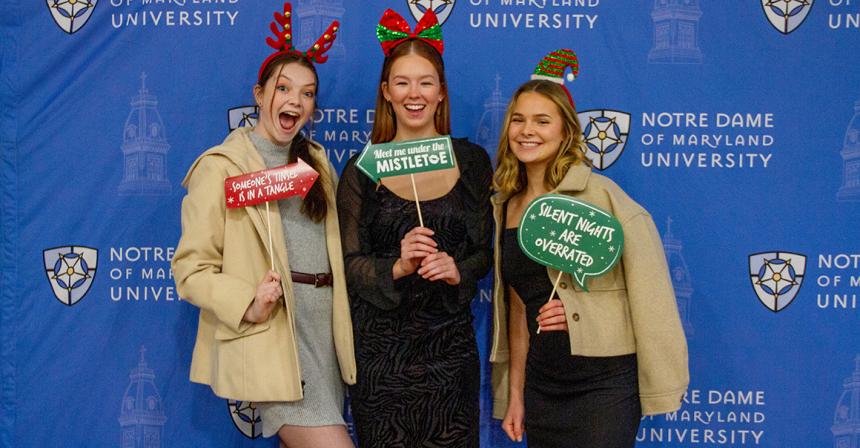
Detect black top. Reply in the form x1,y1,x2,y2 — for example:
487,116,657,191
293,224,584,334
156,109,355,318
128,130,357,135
502,216,638,395
501,199,582,392
336,138,492,447
337,138,493,313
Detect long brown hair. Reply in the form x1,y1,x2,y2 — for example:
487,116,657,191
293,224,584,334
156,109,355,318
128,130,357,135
257,53,330,222
370,40,451,143
493,80,590,196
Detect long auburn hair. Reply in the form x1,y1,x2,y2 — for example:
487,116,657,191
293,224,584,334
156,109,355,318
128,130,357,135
370,39,451,143
257,53,330,222
493,80,590,196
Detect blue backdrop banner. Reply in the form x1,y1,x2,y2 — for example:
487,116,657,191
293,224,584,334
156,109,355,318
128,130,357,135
2,1,860,447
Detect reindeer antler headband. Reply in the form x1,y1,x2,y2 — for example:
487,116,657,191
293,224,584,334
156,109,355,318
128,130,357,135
258,2,340,82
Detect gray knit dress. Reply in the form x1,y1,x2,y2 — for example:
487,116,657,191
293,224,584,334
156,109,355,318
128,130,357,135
249,132,345,437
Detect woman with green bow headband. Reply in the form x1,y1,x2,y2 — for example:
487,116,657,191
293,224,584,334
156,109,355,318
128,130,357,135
337,7,494,448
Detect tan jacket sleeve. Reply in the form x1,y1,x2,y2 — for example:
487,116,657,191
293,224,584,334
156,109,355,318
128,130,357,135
172,155,257,334
622,212,690,415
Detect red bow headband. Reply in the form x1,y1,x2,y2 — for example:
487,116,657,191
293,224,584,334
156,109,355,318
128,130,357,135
376,8,444,57
258,2,339,82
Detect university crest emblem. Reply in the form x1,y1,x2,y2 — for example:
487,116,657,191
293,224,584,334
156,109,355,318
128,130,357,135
43,246,98,306
46,0,98,34
749,251,807,312
407,0,456,26
228,106,260,132
228,400,263,439
761,0,814,34
578,109,631,171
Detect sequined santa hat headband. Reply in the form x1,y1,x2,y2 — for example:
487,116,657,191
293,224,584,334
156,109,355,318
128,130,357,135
531,48,579,108
258,2,340,82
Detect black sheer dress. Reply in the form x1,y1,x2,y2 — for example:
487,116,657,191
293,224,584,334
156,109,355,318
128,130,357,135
337,139,493,448
501,211,640,448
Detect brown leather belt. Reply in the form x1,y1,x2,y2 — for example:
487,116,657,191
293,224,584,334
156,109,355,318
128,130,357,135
291,271,333,287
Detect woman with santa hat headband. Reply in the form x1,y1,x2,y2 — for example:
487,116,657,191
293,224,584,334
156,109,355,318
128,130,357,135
490,49,689,448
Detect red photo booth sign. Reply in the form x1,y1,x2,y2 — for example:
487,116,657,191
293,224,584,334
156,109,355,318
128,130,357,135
224,158,319,208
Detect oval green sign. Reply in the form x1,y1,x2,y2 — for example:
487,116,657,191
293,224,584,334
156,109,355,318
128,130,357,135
518,194,624,291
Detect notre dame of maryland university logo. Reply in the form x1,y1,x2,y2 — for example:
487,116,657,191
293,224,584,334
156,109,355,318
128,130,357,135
749,251,807,313
578,109,631,171
761,0,814,34
228,106,260,132
228,400,263,439
47,0,98,34
43,246,99,306
408,0,456,26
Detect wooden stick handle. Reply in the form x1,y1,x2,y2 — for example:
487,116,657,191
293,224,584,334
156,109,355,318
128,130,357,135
265,201,274,271
537,270,565,334
410,173,424,228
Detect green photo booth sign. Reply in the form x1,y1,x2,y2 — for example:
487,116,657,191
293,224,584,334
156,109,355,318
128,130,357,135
355,135,455,182
518,194,624,291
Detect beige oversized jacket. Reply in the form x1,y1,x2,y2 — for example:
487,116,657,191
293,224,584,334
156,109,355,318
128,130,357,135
172,127,356,402
490,163,689,417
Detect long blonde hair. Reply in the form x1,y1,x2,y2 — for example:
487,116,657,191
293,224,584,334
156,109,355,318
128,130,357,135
370,40,451,143
493,80,590,196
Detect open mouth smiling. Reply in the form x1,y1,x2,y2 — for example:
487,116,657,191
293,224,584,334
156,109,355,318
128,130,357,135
279,110,301,131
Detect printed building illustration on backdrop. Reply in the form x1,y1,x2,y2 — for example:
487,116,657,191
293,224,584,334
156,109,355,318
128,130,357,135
663,217,694,335
832,355,860,448
648,0,703,64
837,98,860,201
468,69,505,444
296,0,346,61
118,73,171,196
474,74,506,159
119,346,167,448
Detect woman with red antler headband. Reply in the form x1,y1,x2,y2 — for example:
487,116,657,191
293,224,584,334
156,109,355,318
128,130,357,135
336,7,493,448
172,3,356,447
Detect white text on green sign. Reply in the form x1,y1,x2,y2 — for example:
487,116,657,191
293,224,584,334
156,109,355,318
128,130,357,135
518,194,624,291
356,136,455,182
